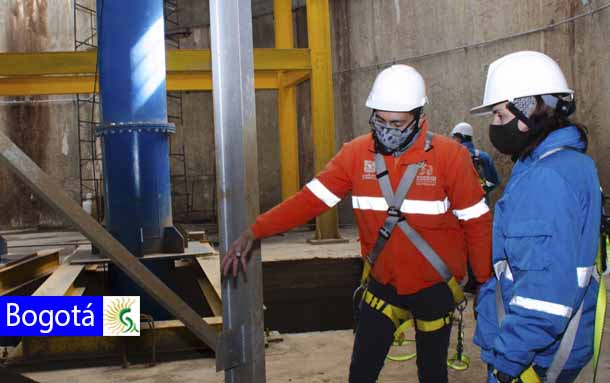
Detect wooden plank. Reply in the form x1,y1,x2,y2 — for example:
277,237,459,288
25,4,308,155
0,131,220,351
33,254,85,296
196,255,222,298
196,277,223,317
195,255,223,316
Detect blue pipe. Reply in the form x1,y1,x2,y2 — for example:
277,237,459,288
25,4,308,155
96,0,182,319
96,0,174,256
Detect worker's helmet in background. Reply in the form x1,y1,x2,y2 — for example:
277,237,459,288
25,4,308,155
470,51,574,116
366,64,427,112
451,122,474,138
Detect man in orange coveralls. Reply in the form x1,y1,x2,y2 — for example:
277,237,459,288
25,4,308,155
221,64,492,383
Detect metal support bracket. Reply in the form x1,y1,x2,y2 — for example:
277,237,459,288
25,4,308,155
215,325,245,372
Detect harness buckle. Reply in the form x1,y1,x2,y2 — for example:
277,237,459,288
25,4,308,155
387,206,401,218
379,226,391,239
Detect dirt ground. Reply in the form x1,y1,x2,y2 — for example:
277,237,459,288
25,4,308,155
6,228,610,382
23,299,610,383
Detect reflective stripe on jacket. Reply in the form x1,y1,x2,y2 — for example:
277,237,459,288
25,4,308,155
251,120,492,295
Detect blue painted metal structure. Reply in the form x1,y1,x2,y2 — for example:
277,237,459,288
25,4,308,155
96,0,176,257
96,0,183,319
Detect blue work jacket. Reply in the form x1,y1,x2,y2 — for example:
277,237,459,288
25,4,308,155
474,126,602,377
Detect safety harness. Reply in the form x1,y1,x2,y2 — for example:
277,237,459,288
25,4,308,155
353,132,469,368
493,149,608,383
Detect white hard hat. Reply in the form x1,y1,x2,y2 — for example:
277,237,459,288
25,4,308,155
366,64,428,112
471,51,573,115
451,122,474,137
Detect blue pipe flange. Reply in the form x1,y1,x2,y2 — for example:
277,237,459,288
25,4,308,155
95,122,176,137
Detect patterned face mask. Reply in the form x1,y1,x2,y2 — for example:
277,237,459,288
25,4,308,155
511,96,537,118
370,113,417,152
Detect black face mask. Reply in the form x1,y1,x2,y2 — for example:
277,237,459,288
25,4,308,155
489,118,530,156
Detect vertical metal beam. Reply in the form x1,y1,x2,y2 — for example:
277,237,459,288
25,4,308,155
209,0,266,381
275,0,300,200
306,0,341,240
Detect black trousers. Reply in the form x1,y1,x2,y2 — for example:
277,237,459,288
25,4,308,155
349,279,454,383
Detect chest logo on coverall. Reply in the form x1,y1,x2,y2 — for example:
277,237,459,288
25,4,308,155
416,164,437,186
362,160,376,180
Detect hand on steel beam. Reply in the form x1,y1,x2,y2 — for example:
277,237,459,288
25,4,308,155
221,229,256,278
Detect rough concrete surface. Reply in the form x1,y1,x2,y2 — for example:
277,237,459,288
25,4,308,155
1,0,609,232
23,291,610,383
0,0,78,228
8,227,610,382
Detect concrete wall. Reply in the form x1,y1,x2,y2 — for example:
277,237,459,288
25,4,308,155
0,0,78,228
2,0,609,229
327,0,610,211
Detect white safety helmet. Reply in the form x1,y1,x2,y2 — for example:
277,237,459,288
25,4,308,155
366,64,428,112
471,51,573,115
451,122,474,137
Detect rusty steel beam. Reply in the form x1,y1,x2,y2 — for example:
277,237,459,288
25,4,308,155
0,250,60,296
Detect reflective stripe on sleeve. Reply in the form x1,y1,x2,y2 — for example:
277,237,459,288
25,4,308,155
452,198,490,221
509,296,573,318
306,179,341,207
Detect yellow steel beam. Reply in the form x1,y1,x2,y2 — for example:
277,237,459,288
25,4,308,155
168,71,279,92
0,250,60,296
280,70,310,88
0,71,279,96
275,0,301,200
0,48,311,76
306,0,341,240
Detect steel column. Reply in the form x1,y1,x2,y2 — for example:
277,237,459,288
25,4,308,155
275,0,300,200
96,0,178,256
209,0,266,380
306,0,341,240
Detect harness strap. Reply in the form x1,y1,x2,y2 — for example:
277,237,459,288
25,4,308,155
593,236,608,382
363,290,452,333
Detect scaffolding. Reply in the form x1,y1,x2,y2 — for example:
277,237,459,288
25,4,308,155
0,0,341,240
73,0,104,223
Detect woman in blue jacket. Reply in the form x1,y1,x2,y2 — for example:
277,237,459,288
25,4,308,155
470,51,602,383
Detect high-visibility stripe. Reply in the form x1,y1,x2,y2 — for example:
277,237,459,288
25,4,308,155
351,196,388,211
577,266,594,288
494,260,514,281
509,296,573,318
401,197,450,215
351,196,450,215
306,179,340,207
452,198,489,221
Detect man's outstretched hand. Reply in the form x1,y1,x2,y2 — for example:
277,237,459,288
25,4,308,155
221,229,256,278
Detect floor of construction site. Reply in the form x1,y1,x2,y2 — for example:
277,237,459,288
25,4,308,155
3,227,610,383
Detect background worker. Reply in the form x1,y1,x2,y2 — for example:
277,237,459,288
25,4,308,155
451,122,501,294
221,64,493,383
471,51,602,383
451,122,500,199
